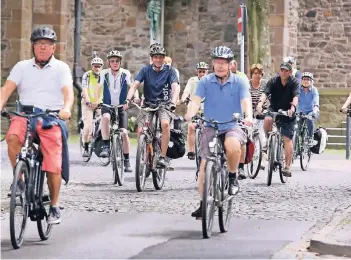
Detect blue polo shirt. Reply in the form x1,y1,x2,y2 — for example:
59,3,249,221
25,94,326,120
135,64,178,104
195,72,251,130
297,85,319,113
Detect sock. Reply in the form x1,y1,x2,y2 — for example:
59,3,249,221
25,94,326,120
239,163,244,170
84,142,89,149
229,172,237,179
124,153,129,160
103,140,109,146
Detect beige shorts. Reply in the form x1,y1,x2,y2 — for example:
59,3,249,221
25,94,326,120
137,108,174,129
200,127,247,159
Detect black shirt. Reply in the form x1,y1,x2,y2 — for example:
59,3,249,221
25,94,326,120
264,75,299,111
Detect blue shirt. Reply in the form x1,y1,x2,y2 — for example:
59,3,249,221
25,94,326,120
297,85,319,113
135,64,178,104
195,72,251,130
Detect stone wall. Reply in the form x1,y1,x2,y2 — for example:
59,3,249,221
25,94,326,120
296,0,351,89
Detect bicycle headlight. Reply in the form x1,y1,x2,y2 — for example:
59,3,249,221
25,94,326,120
209,141,215,153
112,124,118,130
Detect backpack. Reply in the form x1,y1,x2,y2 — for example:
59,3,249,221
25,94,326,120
166,129,186,159
93,129,104,157
310,127,328,154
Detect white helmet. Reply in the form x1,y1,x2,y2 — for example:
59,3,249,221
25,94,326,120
196,62,209,70
91,57,104,66
302,72,314,81
107,50,123,60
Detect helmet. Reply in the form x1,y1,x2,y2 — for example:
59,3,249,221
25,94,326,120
91,57,104,66
150,43,166,56
302,72,314,81
30,27,57,42
211,46,234,61
196,62,209,70
107,50,123,60
283,56,296,65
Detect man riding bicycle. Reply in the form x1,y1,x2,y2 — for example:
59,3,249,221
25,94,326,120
0,27,74,224
81,56,104,157
256,62,300,177
297,72,319,142
180,61,209,160
125,43,180,168
93,50,133,172
185,46,253,218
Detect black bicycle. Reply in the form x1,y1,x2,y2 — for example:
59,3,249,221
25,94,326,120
292,112,314,171
194,114,244,239
2,109,59,249
133,102,170,192
101,104,125,186
265,110,291,186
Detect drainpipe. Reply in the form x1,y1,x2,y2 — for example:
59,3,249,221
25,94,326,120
73,0,84,133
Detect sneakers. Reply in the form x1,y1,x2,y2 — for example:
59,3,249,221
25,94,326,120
156,156,167,169
82,149,90,158
238,168,246,180
282,167,292,177
191,202,202,219
187,151,195,160
228,174,240,195
100,145,110,158
47,206,61,225
124,159,132,172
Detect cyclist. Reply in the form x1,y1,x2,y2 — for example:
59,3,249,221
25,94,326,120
125,43,180,168
230,59,249,80
93,50,133,172
81,56,104,157
256,62,300,177
0,27,74,224
165,56,180,82
297,72,319,143
185,46,253,218
180,61,209,160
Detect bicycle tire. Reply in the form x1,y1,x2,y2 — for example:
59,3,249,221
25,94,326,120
247,134,262,179
267,135,276,186
152,139,166,190
195,128,202,170
278,140,288,183
135,134,147,192
37,170,53,240
202,160,217,239
10,160,29,249
112,134,124,186
300,129,311,171
218,164,233,233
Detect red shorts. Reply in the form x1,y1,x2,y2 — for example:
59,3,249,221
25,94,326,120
6,116,62,174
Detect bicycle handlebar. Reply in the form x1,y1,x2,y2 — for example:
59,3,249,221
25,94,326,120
192,113,243,126
131,102,172,112
101,103,124,109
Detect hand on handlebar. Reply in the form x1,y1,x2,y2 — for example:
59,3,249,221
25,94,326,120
59,108,71,120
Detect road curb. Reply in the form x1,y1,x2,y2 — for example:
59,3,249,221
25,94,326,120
309,207,351,257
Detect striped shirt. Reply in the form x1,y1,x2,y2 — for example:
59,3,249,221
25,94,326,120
250,80,267,110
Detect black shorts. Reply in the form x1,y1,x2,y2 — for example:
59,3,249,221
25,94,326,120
101,106,128,129
266,107,296,140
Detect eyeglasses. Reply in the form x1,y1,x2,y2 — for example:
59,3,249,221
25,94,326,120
109,60,121,64
33,42,55,47
213,61,229,67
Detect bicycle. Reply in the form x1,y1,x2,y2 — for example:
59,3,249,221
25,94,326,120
292,112,314,171
246,115,264,179
132,102,170,192
265,110,291,186
78,106,104,164
101,104,125,186
2,109,59,249
194,113,244,239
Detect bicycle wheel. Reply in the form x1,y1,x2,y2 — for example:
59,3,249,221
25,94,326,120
247,134,262,179
37,170,53,240
202,160,217,239
80,129,91,163
152,138,166,190
267,134,277,186
300,129,312,171
112,134,124,186
278,141,288,183
195,128,202,170
218,164,234,233
135,134,148,192
10,160,29,249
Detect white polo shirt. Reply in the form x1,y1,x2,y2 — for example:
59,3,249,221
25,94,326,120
7,57,73,110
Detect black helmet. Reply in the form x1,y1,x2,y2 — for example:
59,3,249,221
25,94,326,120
150,43,166,57
211,46,234,61
30,27,57,42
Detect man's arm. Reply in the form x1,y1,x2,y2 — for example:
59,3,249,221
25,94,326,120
313,88,320,108
291,79,300,112
240,78,253,120
126,81,141,101
0,80,17,111
181,79,192,102
81,72,90,101
342,92,351,109
187,96,202,118
62,85,74,111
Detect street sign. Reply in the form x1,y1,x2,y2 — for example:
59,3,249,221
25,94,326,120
238,6,243,33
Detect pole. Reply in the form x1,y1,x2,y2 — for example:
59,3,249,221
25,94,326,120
346,110,350,159
240,4,246,73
